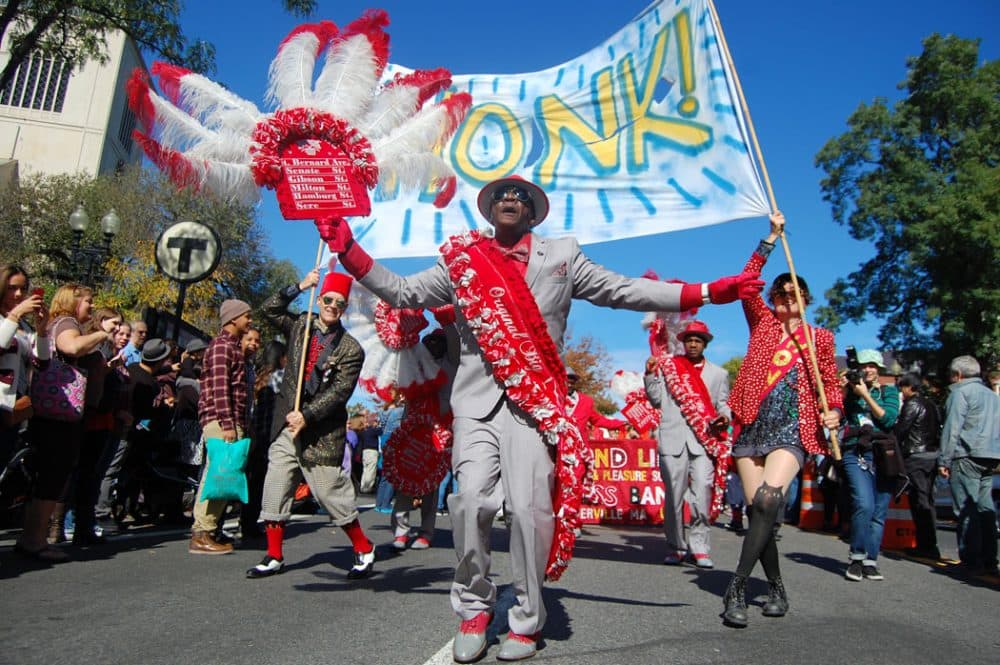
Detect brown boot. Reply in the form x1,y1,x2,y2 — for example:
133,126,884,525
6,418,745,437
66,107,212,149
48,502,67,544
188,530,234,555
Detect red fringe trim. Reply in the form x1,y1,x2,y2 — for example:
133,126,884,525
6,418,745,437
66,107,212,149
150,62,193,106
342,9,391,75
388,68,453,109
432,175,457,208
125,69,155,132
430,305,455,326
133,132,201,192
439,93,473,141
277,21,339,52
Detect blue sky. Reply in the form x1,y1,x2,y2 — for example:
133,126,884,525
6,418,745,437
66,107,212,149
172,0,998,400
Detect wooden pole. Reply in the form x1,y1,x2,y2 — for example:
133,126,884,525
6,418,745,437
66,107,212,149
707,0,841,460
293,238,326,413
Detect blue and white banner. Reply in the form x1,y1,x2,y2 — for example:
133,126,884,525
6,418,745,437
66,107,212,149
362,0,769,259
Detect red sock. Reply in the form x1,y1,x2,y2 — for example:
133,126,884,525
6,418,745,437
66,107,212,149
342,519,372,553
265,521,285,560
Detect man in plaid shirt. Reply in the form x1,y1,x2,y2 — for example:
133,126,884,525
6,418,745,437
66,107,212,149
190,299,253,555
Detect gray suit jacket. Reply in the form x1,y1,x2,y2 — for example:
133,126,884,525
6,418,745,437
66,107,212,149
361,233,683,419
645,359,731,456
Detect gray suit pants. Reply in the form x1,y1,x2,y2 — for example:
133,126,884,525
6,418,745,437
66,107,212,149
659,448,713,555
449,399,554,635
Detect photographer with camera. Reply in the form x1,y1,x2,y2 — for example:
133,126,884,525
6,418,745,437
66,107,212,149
840,348,900,581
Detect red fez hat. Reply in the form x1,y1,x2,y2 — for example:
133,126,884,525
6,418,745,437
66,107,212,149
321,271,353,298
677,320,713,343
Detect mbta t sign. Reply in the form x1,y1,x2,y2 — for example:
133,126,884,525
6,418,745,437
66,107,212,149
155,221,221,283
154,221,222,340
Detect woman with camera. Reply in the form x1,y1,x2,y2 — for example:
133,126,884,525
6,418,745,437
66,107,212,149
840,349,899,581
723,213,842,627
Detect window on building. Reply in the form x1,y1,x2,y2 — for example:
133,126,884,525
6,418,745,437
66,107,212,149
0,55,72,112
117,106,136,154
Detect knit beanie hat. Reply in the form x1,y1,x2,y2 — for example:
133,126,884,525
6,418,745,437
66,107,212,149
219,299,251,327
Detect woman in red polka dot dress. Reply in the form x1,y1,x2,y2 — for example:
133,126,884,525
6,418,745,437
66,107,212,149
721,212,843,627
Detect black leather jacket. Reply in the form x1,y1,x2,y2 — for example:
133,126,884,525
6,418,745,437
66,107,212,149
894,394,940,457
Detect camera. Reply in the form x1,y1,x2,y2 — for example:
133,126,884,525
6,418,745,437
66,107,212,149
844,346,862,386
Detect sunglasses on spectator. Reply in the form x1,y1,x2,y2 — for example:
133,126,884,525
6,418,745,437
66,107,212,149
320,296,347,308
491,186,533,203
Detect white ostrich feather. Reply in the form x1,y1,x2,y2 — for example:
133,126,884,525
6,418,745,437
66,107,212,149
175,73,262,133
375,152,453,191
184,131,252,165
194,160,261,206
610,370,644,400
312,35,378,125
266,30,323,110
148,91,218,151
343,284,442,398
372,103,453,164
357,83,421,140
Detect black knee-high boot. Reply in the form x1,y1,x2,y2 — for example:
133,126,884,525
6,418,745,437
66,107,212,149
724,483,787,626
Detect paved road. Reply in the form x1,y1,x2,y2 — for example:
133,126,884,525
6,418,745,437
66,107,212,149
1,504,997,665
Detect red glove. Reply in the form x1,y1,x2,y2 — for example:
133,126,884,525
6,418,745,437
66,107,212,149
708,271,764,304
314,218,373,278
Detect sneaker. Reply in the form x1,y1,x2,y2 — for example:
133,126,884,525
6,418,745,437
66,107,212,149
347,547,376,579
436,509,449,516
862,565,883,580
663,551,685,565
692,553,714,569
410,536,431,550
246,555,284,579
392,535,409,550
845,560,863,581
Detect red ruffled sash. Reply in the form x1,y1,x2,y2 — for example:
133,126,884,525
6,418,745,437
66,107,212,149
441,231,594,582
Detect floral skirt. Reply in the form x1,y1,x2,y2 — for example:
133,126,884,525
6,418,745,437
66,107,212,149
731,367,806,467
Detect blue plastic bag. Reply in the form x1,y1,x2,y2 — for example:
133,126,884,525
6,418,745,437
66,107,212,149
201,437,251,502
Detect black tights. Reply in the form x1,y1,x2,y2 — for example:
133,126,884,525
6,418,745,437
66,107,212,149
735,482,785,580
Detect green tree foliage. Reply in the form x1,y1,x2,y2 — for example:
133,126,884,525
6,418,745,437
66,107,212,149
0,0,317,90
722,356,743,384
563,333,618,415
0,166,299,334
815,34,1000,367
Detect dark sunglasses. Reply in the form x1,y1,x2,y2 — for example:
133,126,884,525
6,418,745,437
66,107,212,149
320,295,347,308
491,185,533,203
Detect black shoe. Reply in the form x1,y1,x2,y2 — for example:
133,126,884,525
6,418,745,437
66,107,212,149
246,555,284,579
71,530,106,546
722,576,748,627
862,565,883,580
845,560,864,581
762,577,789,617
347,547,376,579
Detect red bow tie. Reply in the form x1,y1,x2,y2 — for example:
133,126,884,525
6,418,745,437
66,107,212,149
498,245,530,263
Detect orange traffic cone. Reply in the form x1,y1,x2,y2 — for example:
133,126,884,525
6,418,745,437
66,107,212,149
881,492,917,550
797,460,825,530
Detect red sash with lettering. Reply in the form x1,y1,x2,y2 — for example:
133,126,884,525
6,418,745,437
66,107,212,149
441,231,594,582
656,354,730,521
756,328,807,415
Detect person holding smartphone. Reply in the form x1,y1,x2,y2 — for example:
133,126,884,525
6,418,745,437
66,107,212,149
644,319,731,570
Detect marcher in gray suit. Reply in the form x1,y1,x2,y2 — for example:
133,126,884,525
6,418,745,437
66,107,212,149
644,320,731,569
318,175,763,662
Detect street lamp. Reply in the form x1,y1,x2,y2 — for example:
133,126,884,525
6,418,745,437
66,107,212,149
50,203,122,285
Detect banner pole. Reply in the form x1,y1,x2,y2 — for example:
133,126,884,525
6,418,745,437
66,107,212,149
707,0,841,459
293,237,326,413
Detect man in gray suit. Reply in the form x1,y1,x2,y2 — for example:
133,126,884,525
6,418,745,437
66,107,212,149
644,320,731,569
319,176,762,662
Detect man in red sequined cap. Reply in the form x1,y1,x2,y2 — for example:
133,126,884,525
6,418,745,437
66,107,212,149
247,268,376,580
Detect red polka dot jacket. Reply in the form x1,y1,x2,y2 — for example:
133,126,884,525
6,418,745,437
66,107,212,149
728,244,843,455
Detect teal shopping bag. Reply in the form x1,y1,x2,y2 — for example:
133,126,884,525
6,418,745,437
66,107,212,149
201,437,251,502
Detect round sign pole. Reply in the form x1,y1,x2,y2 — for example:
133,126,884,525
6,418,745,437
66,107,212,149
172,282,189,342
154,221,222,341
